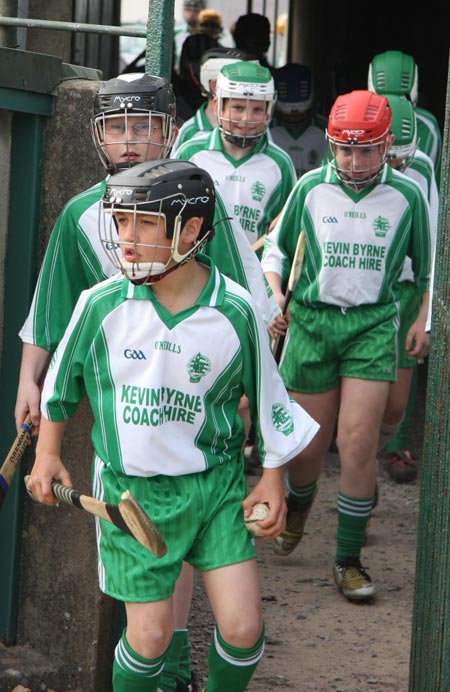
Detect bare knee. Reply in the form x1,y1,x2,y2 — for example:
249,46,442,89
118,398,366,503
218,611,263,649
127,623,172,660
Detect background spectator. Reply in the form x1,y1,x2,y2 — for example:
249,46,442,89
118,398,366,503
232,13,273,72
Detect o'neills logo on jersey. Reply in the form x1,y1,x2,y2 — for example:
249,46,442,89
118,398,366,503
187,352,211,383
272,403,294,436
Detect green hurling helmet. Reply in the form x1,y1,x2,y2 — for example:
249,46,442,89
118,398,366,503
215,61,276,148
386,95,418,171
368,50,419,107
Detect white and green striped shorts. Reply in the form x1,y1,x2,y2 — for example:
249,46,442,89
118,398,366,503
280,300,399,393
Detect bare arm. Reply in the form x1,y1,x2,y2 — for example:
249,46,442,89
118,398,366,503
406,291,430,359
27,416,71,505
265,270,288,339
14,343,51,434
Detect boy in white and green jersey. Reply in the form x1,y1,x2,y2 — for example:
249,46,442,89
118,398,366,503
262,90,431,603
175,61,296,249
28,160,319,692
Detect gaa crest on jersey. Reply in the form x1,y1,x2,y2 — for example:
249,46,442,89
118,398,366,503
187,352,211,383
372,215,390,238
251,181,266,202
271,403,294,436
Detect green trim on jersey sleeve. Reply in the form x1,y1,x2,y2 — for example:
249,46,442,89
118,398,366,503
173,103,212,153
201,192,250,292
385,170,432,294
26,179,108,351
173,130,211,161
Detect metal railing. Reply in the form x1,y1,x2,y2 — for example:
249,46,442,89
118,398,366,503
0,16,146,37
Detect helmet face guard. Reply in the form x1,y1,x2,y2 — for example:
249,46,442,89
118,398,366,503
91,74,177,173
326,90,392,191
215,62,276,148
99,160,215,284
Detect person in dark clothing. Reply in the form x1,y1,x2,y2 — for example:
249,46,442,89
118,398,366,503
232,13,273,73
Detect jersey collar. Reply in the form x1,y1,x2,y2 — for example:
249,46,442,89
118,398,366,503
120,255,227,308
209,127,269,156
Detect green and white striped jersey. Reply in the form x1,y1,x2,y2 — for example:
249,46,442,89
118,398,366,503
171,102,214,155
20,179,111,352
175,129,297,246
397,149,438,282
41,259,319,476
261,163,431,308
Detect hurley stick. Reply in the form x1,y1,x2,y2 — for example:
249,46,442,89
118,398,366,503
271,230,306,364
0,414,33,511
24,475,167,558
252,233,267,253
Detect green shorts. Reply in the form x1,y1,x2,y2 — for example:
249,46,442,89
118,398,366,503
280,301,399,393
396,281,421,368
93,455,256,603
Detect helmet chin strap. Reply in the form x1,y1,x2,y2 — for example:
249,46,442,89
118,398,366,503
223,131,263,149
120,260,169,283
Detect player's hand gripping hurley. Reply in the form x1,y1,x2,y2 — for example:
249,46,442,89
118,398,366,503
271,230,306,364
0,414,33,511
24,474,167,557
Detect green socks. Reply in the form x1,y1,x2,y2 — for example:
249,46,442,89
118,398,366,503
205,625,265,691
158,629,192,692
113,629,167,692
286,477,318,509
336,491,373,562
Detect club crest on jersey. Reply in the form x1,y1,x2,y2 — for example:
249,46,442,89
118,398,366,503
251,181,266,202
372,215,390,238
187,352,211,383
271,403,294,436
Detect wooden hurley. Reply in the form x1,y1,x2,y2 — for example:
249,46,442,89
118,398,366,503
24,475,167,558
0,414,33,511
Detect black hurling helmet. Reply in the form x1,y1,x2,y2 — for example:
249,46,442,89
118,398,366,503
100,159,216,284
91,73,177,173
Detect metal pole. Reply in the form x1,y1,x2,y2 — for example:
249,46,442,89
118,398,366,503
144,0,175,79
409,48,450,691
0,16,146,38
0,1,18,47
